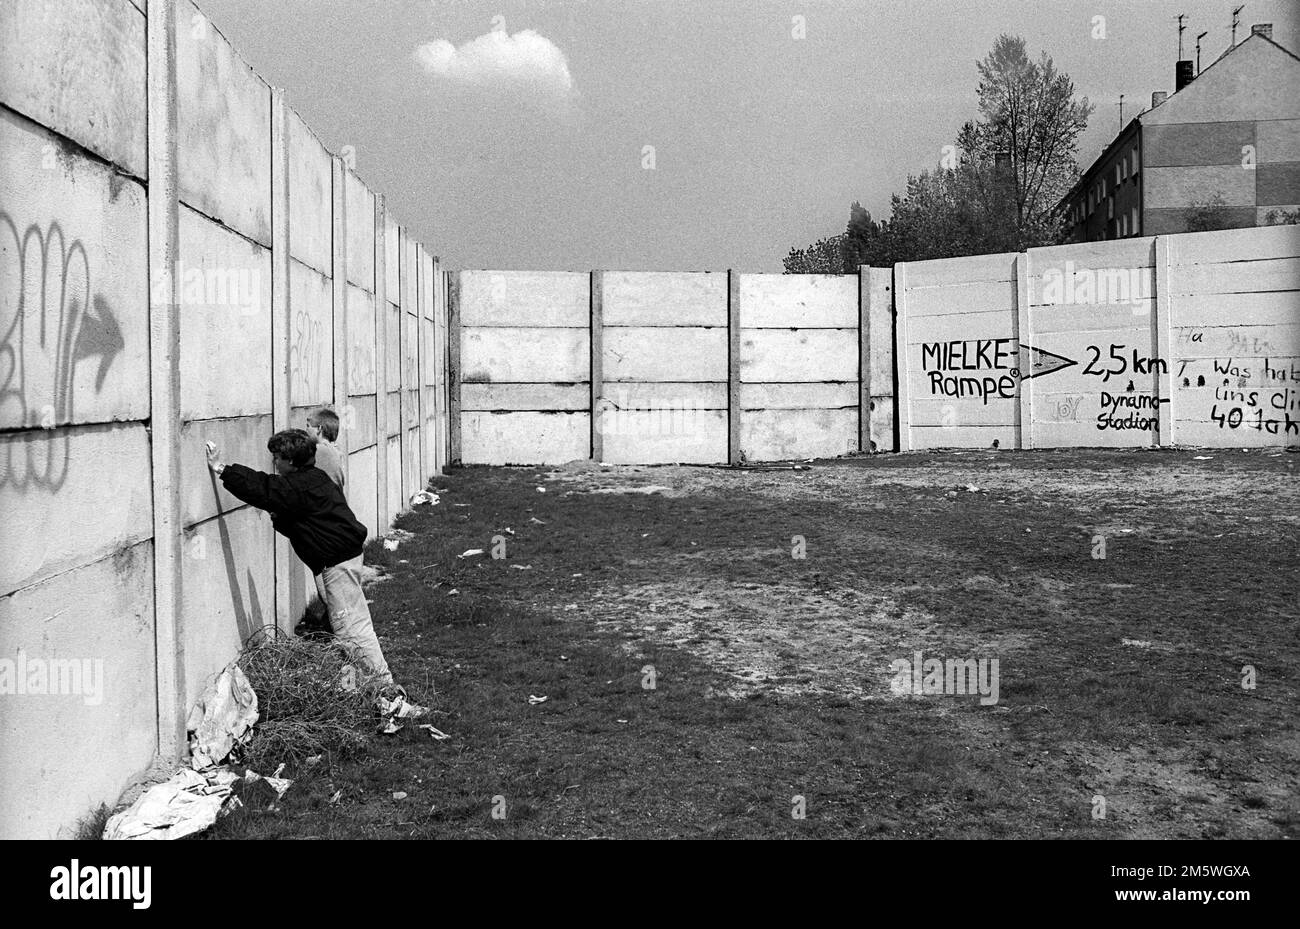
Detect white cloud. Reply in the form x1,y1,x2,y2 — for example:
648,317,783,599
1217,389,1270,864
413,29,577,109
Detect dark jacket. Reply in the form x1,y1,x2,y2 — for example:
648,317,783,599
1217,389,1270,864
220,464,367,574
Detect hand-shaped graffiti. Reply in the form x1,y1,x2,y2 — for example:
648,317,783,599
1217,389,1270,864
1,214,123,492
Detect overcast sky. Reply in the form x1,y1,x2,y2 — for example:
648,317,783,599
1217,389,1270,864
198,0,1299,272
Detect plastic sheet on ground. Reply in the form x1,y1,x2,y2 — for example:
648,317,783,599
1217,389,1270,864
103,769,233,841
187,664,259,770
104,765,293,839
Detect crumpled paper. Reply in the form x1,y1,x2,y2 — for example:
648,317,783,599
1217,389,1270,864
103,769,233,841
410,491,440,506
187,664,259,770
103,765,293,840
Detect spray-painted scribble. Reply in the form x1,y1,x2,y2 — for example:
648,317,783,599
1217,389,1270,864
0,214,123,492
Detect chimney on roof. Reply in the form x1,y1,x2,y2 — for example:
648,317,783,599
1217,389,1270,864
1175,60,1195,91
1251,23,1273,39
1152,91,1169,107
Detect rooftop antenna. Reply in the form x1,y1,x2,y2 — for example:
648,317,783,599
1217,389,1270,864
1177,14,1188,58
1231,5,1244,46
1197,30,1209,72
1118,94,1125,129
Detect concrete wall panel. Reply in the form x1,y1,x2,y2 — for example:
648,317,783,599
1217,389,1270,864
910,397,1016,427
1174,291,1296,327
344,173,375,290
346,394,377,450
911,425,1014,449
406,426,421,496
0,0,146,178
1169,223,1300,266
463,383,587,413
909,309,1015,344
740,329,857,382
386,391,400,436
347,285,376,394
602,381,728,409
904,280,1017,317
905,252,1016,288
0,540,155,839
602,272,726,327
403,310,418,388
0,423,152,596
181,506,275,706
178,207,271,419
461,328,589,383
289,260,333,407
459,271,588,327
602,410,727,464
176,1,271,244
739,274,857,328
286,109,332,275
0,111,150,430
740,382,857,410
603,327,727,382
386,435,401,527
742,408,857,461
347,445,378,539
385,303,400,386
384,217,400,299
461,411,589,464
1174,257,1300,296
178,414,274,527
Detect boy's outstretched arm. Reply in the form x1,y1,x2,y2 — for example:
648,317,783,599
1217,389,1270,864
206,441,299,516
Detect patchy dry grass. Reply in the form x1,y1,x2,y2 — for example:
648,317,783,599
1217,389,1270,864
208,447,1300,839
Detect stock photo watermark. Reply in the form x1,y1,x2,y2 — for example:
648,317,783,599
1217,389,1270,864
0,650,105,706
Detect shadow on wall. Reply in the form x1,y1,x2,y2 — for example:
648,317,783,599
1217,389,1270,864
208,472,264,646
0,212,124,493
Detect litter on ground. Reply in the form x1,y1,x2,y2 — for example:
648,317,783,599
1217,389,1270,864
528,694,549,705
459,548,484,558
187,664,258,771
410,491,440,506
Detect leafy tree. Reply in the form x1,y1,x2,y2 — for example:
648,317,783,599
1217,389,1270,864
1185,193,1232,232
783,234,847,273
959,34,1093,243
786,34,1092,271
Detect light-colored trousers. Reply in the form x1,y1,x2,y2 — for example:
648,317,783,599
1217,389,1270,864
320,555,392,687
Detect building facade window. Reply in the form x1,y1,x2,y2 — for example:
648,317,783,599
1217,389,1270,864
1131,207,1139,235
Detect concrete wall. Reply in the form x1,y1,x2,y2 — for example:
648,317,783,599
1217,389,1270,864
895,225,1300,449
1,0,449,838
451,268,896,465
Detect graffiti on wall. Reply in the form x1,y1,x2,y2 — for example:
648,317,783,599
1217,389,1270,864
288,308,324,400
1,215,123,491
919,336,1171,433
1188,355,1300,437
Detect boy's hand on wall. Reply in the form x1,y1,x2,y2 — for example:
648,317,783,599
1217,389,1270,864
205,441,225,476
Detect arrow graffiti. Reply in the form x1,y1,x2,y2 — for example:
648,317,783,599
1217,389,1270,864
1019,343,1077,380
1,214,124,492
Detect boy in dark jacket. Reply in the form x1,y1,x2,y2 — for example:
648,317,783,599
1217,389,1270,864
205,429,397,696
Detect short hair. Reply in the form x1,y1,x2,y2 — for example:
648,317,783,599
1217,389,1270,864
308,406,340,442
267,429,317,469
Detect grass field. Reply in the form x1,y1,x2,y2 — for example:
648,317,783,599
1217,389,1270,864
209,447,1300,839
